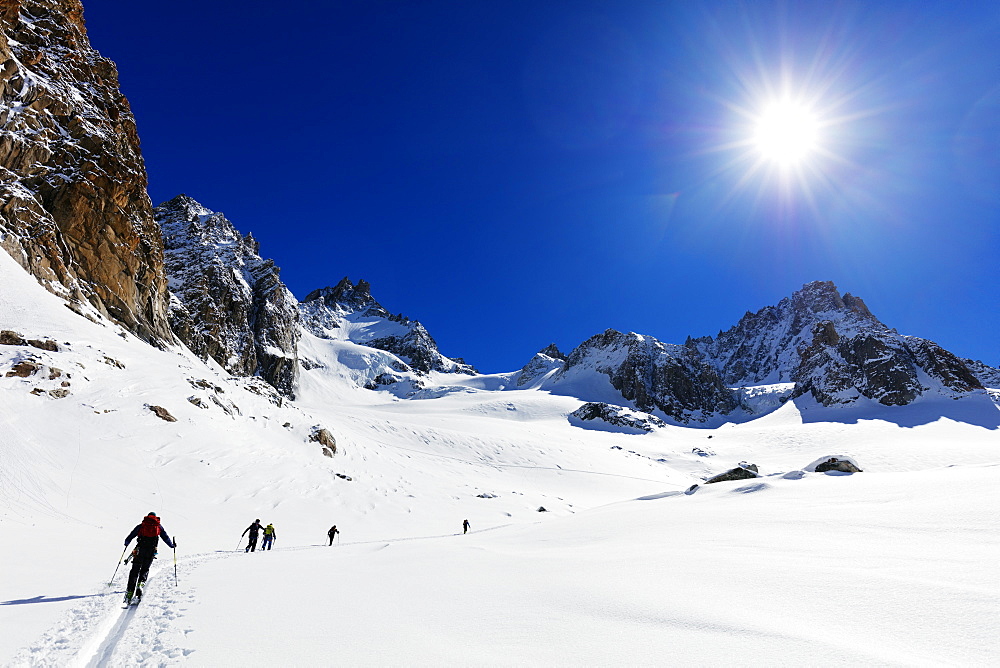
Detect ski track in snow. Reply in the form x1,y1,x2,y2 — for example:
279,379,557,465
12,552,220,667
12,530,508,667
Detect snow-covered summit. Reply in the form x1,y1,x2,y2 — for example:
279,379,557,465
300,277,476,378
539,328,740,424
155,194,300,397
691,280,983,407
502,281,995,426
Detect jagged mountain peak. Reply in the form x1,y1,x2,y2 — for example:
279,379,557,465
156,195,256,249
303,277,382,314
153,196,299,397
788,280,876,321
299,278,474,378
538,343,567,361
158,193,213,219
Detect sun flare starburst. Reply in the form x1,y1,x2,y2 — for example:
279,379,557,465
753,99,820,166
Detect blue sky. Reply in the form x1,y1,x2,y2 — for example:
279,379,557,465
83,1,999,373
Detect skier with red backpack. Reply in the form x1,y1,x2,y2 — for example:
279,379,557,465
122,512,175,604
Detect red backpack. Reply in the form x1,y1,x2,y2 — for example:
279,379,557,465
138,514,161,538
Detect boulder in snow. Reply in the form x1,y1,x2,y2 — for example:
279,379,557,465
813,457,863,474
309,426,337,457
705,463,760,484
147,405,178,422
0,330,27,346
569,402,666,434
6,360,41,378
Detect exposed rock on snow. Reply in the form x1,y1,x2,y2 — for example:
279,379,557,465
147,404,177,422
553,329,740,423
805,455,864,474
569,402,666,434
0,0,172,343
814,457,863,473
300,277,475,377
0,331,26,346
6,359,40,377
704,463,760,484
155,195,300,398
308,426,337,457
1,329,59,351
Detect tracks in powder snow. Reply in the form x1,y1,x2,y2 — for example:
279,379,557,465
14,523,587,665
12,532,489,666
11,550,230,667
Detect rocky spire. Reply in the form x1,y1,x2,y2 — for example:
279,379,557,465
303,278,383,315
0,0,172,343
155,195,300,398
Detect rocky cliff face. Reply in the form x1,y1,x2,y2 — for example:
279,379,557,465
691,281,982,407
300,277,475,377
0,0,171,342
963,358,1000,389
552,329,740,423
155,195,299,398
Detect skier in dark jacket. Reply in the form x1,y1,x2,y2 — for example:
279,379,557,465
327,525,339,546
123,512,175,604
463,519,470,534
242,519,264,552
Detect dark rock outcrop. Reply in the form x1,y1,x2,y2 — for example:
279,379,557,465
0,0,171,343
569,402,666,433
557,329,740,423
155,195,299,398
963,358,1000,389
705,463,759,484
814,457,863,473
6,359,40,377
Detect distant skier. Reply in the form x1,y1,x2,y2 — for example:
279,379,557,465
327,525,339,546
123,512,175,604
242,519,264,552
462,519,470,534
261,523,277,550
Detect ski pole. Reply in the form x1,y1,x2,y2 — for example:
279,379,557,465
109,545,129,586
236,536,243,551
173,541,178,586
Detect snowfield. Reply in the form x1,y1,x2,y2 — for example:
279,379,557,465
2,248,999,666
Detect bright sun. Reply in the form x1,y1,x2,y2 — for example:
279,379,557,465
753,99,820,166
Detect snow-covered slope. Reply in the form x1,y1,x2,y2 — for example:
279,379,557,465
3,245,999,665
299,276,476,395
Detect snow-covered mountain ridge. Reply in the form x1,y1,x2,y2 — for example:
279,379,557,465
152,194,999,427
